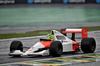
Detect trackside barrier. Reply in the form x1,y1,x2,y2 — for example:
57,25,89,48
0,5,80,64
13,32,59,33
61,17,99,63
61,29,88,39
28,0,34,4
0,0,99,4
0,0,15,4
52,0,62,3
63,0,68,3
96,0,100,3
34,0,51,3
69,0,85,3
15,0,27,4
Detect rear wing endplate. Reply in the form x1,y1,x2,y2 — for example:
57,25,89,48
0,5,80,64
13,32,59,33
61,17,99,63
61,28,88,39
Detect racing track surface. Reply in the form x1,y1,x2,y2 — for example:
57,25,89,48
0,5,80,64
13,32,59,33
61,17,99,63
0,31,100,66
0,23,100,34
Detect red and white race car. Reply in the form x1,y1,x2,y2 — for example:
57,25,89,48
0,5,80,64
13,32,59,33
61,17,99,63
9,29,96,57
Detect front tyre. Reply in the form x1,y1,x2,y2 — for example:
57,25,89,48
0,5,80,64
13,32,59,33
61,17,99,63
10,41,23,57
81,38,96,53
49,41,63,57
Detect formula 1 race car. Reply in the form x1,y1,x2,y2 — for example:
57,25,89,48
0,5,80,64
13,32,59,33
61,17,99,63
9,29,96,57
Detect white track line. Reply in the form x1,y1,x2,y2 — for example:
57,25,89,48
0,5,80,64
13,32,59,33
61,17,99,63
0,35,46,42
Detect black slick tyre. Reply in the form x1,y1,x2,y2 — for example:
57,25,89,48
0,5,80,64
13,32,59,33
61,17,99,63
10,41,23,57
49,41,63,57
81,38,96,53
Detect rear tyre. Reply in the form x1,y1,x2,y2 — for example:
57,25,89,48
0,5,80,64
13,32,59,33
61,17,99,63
81,38,96,53
49,41,63,57
10,41,23,57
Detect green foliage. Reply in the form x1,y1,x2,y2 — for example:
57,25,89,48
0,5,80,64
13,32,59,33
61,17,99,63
79,26,100,31
0,26,100,39
0,30,51,39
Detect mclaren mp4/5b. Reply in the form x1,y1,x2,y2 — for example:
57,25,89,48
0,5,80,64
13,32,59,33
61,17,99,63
9,29,96,57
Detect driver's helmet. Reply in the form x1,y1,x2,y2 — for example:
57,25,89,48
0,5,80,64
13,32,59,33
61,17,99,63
47,34,54,40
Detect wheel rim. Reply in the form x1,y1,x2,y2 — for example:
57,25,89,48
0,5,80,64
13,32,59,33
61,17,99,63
58,45,62,54
91,41,95,51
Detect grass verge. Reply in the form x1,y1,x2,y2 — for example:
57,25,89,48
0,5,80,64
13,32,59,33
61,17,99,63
0,26,100,39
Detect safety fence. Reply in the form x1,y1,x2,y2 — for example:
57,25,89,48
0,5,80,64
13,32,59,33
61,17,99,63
0,0,100,4
0,0,14,4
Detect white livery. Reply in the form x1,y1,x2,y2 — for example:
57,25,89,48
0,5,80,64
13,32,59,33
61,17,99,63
9,29,96,57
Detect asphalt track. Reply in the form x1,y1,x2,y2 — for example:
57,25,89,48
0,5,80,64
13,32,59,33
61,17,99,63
0,23,100,34
0,31,100,66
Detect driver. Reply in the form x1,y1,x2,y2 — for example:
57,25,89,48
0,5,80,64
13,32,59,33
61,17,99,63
47,34,54,40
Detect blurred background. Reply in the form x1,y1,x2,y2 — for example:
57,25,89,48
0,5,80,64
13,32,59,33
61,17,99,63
0,0,100,34
0,0,100,4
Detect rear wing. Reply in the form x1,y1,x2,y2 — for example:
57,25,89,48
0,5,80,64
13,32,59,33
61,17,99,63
61,28,88,39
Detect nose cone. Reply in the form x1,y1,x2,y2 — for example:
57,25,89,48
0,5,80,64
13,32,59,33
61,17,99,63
33,42,45,48
23,42,45,55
